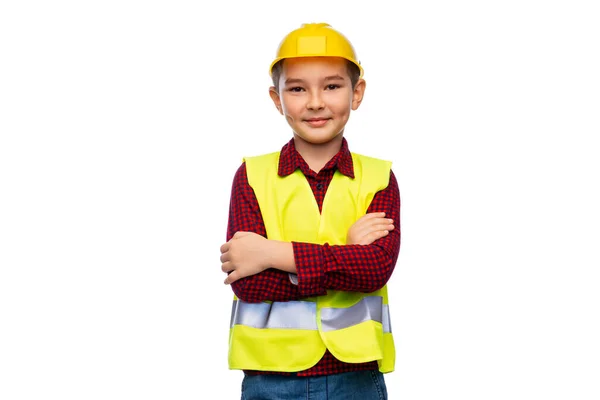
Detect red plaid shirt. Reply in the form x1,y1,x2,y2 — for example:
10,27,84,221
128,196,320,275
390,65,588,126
226,137,401,376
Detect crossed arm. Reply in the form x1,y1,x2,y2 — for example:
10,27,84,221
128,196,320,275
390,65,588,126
221,163,401,303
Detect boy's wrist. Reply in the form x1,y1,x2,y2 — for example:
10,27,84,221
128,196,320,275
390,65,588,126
266,240,296,273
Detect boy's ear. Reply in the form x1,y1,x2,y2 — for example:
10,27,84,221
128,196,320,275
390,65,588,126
351,79,366,111
269,86,283,115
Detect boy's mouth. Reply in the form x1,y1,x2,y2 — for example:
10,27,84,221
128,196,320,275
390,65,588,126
304,118,330,127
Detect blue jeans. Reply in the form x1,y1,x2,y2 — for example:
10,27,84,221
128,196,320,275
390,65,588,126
241,370,388,400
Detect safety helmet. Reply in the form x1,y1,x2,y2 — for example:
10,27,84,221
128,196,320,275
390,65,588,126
269,23,364,77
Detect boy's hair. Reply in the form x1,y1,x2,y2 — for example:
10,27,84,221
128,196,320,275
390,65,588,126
271,58,361,92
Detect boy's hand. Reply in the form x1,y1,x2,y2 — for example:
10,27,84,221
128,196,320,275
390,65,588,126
347,212,394,245
220,231,271,285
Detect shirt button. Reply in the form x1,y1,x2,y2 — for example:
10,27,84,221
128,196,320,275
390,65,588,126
316,183,324,190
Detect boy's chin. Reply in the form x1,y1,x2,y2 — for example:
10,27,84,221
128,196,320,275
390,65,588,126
293,132,344,145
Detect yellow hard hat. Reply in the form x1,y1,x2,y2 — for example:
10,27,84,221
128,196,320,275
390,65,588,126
269,23,364,77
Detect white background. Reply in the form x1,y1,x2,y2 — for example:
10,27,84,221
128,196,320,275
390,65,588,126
1,0,599,399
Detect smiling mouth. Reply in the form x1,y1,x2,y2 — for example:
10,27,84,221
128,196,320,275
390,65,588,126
305,118,330,127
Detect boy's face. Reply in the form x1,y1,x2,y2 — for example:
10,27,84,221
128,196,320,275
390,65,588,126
269,57,365,146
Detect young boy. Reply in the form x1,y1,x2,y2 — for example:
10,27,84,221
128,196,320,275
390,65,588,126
220,22,401,399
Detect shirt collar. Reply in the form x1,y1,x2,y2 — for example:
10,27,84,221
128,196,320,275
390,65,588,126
278,137,355,179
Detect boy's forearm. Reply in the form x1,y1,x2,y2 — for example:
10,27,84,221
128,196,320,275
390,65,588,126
265,240,297,274
226,235,300,302
231,269,301,303
291,239,399,295
266,239,396,295
229,240,298,303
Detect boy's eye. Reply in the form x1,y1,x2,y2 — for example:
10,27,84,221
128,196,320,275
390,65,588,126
288,87,304,92
326,84,341,90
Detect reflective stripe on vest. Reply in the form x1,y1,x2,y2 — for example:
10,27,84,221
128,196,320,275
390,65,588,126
230,300,317,330
231,297,392,333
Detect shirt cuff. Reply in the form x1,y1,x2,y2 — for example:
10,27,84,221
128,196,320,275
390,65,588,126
292,242,327,297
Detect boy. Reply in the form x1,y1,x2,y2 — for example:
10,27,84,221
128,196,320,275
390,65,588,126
220,23,401,399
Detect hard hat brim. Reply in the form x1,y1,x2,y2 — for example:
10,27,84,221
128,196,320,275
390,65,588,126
268,55,364,78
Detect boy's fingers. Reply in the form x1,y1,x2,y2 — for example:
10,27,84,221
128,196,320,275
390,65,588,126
357,217,393,227
224,271,240,285
220,241,230,253
233,231,252,238
220,252,230,263
362,212,386,220
373,218,394,227
354,212,383,224
357,230,389,245
368,230,389,242
356,222,393,233
354,223,393,238
221,261,234,273
374,223,394,231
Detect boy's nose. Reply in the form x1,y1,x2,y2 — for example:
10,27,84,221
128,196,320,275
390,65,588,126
306,92,325,110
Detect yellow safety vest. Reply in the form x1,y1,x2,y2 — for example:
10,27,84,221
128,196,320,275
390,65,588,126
228,151,396,373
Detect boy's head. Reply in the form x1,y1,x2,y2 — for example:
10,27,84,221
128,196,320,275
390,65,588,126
268,23,367,146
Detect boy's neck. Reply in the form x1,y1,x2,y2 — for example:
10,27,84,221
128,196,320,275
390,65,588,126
293,134,344,174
